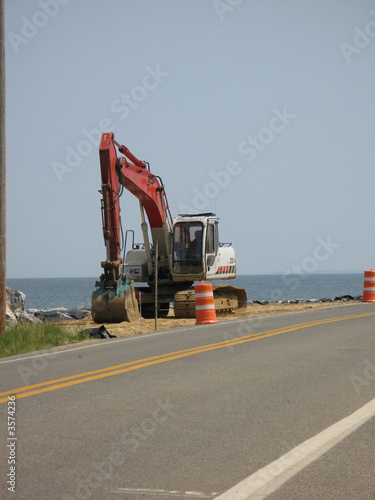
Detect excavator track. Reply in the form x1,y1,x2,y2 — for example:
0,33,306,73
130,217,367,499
173,285,247,318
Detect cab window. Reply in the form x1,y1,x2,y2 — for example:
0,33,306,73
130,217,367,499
172,221,203,273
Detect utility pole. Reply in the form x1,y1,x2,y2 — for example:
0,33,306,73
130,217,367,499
0,0,6,333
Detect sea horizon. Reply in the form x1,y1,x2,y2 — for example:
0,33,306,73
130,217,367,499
6,270,366,280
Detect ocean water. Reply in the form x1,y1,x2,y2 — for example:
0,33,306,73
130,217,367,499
6,274,364,311
219,273,364,303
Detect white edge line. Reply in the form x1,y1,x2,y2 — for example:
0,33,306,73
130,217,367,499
0,324,197,364
1,302,372,365
0,308,261,365
215,398,375,500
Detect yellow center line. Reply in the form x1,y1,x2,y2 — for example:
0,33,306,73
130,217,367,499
1,311,374,404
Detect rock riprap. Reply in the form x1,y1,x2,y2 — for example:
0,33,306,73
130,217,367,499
5,287,90,328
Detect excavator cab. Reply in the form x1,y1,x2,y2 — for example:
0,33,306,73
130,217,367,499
172,220,204,275
171,213,223,280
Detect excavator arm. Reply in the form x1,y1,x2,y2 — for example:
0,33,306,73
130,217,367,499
100,132,172,252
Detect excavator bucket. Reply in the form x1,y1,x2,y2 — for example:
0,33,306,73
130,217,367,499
91,275,140,323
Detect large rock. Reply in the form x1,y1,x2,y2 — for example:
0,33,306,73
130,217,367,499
5,287,91,325
30,309,75,322
28,307,91,323
6,288,26,312
15,310,43,325
6,287,26,329
64,308,91,320
6,305,17,329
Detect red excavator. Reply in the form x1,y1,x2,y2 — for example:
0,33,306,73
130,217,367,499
91,132,247,323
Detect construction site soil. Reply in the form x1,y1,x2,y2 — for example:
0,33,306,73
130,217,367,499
64,301,360,339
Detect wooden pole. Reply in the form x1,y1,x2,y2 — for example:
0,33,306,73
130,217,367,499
0,0,6,333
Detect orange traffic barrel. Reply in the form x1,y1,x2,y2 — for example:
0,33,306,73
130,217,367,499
194,281,217,325
363,268,375,302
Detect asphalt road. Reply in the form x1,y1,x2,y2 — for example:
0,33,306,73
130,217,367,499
1,303,375,500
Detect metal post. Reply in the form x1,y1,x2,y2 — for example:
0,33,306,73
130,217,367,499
0,0,6,334
154,241,158,331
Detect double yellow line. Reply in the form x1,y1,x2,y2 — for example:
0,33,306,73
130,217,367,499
1,311,374,404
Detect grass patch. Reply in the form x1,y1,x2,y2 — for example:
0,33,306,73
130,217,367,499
0,323,87,358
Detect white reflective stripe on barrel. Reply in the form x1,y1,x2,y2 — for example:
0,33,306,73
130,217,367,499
364,277,375,281
364,287,375,291
196,304,215,310
195,292,214,298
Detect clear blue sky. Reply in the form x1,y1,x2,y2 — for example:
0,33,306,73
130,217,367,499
4,0,375,278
